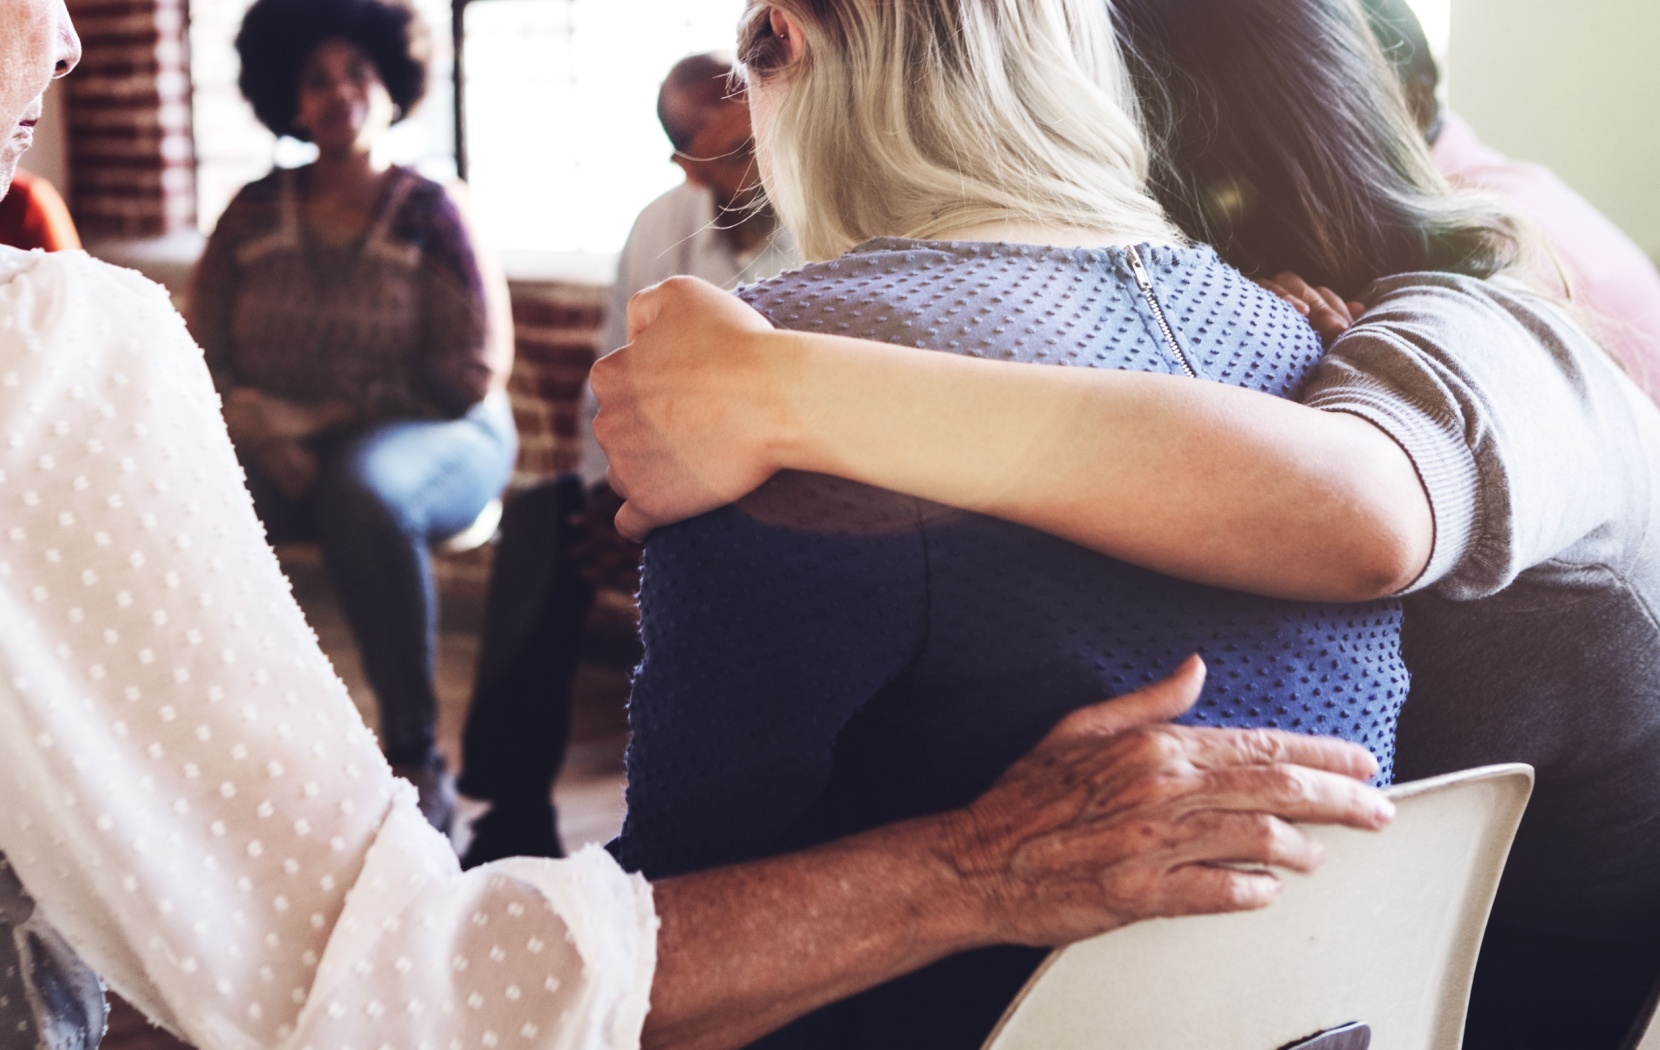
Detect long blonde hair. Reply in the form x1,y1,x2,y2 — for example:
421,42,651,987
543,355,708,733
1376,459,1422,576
737,0,1181,261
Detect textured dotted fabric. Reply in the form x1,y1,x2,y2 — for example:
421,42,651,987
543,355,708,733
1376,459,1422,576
0,246,656,1050
617,239,1409,1050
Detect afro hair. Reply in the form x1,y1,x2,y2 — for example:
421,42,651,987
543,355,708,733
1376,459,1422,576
236,0,432,140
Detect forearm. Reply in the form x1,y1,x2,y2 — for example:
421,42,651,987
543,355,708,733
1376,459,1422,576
641,656,1398,1050
766,330,1430,601
646,812,990,1050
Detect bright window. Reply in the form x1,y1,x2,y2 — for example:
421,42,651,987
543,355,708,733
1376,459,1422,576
192,0,1452,253
1408,0,1453,60
458,0,748,256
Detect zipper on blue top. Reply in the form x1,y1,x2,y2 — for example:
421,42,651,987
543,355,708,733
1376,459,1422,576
1127,245,1199,379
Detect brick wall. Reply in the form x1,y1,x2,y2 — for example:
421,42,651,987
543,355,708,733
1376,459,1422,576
506,282,608,485
64,0,196,238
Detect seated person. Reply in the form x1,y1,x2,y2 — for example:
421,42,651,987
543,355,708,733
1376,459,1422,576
187,0,516,832
0,4,1397,1049
610,3,1410,1047
0,166,79,250
600,1,1658,1044
457,51,801,867
1362,0,1660,402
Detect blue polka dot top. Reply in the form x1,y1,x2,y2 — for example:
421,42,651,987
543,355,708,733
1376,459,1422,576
614,239,1410,1050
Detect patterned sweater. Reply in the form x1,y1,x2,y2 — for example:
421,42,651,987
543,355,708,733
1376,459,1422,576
616,239,1410,1050
189,165,504,423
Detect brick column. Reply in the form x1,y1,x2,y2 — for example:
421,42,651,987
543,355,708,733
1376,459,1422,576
506,283,609,485
64,0,197,238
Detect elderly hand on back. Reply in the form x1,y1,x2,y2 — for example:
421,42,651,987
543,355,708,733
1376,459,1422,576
939,655,1391,944
644,657,1392,1050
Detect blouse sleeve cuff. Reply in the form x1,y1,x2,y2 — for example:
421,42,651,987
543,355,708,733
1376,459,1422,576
288,787,659,1050
487,849,660,1049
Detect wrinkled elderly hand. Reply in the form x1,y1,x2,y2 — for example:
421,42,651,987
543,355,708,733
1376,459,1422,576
643,658,1393,1050
941,655,1393,948
1257,273,1367,346
591,276,788,541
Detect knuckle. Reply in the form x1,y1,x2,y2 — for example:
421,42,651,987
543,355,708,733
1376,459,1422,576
1234,728,1282,764
1269,766,1311,805
1051,705,1096,738
1111,773,1173,812
1246,812,1280,851
1129,729,1186,768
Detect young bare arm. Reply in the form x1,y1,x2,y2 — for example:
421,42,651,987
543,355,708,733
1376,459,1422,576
590,277,1432,604
642,658,1394,1050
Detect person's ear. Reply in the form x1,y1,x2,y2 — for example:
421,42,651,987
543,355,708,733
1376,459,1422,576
768,7,807,66
671,152,708,190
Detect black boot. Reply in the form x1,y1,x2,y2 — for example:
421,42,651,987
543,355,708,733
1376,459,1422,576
461,801,565,869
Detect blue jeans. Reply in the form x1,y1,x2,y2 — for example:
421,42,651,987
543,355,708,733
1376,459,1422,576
244,395,517,764
0,853,106,1049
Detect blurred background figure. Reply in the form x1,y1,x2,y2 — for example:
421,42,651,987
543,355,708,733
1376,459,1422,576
0,168,79,250
186,0,516,834
454,51,800,867
1363,0,1660,400
596,50,795,366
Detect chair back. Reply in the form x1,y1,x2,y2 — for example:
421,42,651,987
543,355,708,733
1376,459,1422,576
981,764,1534,1050
1627,992,1660,1050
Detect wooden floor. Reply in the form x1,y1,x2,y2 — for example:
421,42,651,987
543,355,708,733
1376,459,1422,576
100,544,632,1050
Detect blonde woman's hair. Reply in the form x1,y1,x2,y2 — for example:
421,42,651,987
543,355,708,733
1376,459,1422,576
737,0,1182,261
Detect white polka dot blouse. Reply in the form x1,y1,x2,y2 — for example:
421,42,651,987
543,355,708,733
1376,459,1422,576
0,246,657,1050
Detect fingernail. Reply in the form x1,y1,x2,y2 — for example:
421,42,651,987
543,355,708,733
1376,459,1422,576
1374,799,1396,824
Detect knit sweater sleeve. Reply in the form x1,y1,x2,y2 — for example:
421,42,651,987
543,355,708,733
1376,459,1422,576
414,185,495,418
613,473,930,879
1301,273,1631,600
187,183,264,396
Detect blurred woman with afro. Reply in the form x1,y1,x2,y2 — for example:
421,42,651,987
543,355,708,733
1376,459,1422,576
188,0,516,833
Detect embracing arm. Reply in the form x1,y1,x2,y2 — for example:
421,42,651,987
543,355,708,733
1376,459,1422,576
0,257,1395,1050
592,278,1432,604
643,658,1394,1050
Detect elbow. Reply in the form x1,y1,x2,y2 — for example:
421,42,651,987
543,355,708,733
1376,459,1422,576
1314,414,1435,603
1327,476,1434,602
1333,526,1430,602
